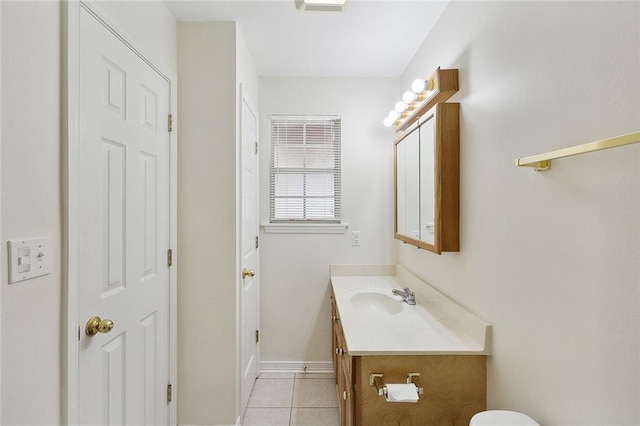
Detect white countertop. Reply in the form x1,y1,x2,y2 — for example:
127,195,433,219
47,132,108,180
330,265,491,356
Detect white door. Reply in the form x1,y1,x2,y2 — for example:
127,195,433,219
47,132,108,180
77,7,171,425
240,91,260,413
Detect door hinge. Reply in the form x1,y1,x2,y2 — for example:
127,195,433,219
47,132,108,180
255,141,258,155
167,249,173,267
255,236,259,249
168,114,173,132
167,384,172,403
256,330,260,343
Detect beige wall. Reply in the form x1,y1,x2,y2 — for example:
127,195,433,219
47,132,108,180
0,3,3,416
398,2,640,424
258,77,398,364
0,2,176,424
177,21,259,425
177,21,237,425
1,3,61,423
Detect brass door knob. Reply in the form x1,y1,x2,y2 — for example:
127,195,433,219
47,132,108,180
242,268,256,279
85,316,115,336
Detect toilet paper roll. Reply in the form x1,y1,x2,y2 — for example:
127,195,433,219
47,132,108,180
384,384,419,403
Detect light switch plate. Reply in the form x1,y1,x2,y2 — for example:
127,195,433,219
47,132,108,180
8,237,51,284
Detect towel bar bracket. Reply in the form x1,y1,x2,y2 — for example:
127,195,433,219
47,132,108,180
369,372,424,396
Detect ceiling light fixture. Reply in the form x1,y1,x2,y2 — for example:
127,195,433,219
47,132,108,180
295,0,346,12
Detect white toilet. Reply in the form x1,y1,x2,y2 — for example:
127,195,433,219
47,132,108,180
470,410,540,426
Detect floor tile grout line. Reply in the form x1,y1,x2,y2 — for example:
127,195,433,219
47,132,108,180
289,378,296,426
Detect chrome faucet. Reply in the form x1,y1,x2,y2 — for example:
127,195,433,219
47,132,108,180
392,287,416,305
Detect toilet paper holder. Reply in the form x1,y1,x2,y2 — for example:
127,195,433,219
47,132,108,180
369,373,424,397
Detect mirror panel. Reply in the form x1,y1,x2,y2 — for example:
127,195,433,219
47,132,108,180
404,129,420,239
394,103,459,254
396,140,407,236
419,118,435,245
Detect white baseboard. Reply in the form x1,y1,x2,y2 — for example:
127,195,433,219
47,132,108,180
179,416,240,426
260,360,333,374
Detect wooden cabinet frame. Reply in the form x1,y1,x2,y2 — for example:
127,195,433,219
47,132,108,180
394,102,460,254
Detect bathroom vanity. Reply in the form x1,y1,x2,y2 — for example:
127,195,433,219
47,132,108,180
330,265,491,426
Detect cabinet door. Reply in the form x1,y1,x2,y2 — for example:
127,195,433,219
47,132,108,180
343,359,355,426
330,293,339,383
337,353,355,426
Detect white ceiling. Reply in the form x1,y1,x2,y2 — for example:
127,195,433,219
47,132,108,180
163,0,449,77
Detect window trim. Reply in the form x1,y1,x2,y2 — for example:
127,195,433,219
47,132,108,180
261,222,349,234
269,114,342,226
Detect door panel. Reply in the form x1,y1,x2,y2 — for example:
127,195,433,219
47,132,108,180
78,7,170,425
102,334,126,424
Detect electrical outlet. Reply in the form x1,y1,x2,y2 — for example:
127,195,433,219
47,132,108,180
351,231,361,246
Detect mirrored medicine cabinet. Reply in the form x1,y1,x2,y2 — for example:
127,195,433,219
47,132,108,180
394,102,460,254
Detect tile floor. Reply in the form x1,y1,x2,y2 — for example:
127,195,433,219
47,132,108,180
243,373,340,426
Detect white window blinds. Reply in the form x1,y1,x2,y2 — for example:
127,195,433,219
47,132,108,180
270,115,342,223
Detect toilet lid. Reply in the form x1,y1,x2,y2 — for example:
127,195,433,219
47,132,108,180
470,410,540,426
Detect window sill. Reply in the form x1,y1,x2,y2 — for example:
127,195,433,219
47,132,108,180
261,222,349,234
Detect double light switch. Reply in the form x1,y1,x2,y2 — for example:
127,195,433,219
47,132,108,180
8,237,51,284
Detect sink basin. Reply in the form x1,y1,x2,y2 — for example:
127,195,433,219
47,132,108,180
350,292,403,315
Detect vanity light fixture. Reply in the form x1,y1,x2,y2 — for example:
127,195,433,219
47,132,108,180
395,101,408,113
383,68,460,131
295,0,346,12
384,79,434,128
402,91,417,104
411,78,434,94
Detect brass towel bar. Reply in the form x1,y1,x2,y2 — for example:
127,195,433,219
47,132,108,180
515,131,640,171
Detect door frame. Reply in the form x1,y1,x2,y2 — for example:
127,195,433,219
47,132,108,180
63,2,178,425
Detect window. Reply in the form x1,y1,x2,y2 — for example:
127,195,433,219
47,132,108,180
270,115,341,224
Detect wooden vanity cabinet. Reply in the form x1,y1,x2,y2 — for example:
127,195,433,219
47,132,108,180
353,355,486,425
331,290,355,425
330,292,486,426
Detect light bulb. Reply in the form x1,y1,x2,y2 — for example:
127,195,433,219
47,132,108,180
389,110,399,121
402,91,417,104
383,117,393,127
395,101,407,113
411,79,426,93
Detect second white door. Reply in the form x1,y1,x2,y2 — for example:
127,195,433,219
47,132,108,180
240,91,260,414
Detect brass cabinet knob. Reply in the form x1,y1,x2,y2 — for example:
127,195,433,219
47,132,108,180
242,268,256,279
343,391,350,400
85,316,115,336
